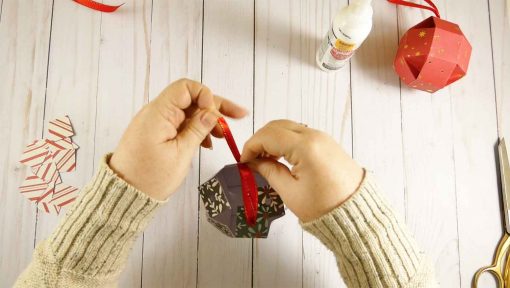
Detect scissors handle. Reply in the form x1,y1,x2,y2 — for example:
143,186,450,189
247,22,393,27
473,266,505,288
473,233,510,288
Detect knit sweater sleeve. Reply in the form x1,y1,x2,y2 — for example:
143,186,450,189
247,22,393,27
15,154,165,288
301,172,437,288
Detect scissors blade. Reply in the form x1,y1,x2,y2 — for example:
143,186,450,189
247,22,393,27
498,138,510,234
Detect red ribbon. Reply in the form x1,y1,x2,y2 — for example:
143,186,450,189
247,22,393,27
73,0,123,13
217,117,258,227
388,0,441,18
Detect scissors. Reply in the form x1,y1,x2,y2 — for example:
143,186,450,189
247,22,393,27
473,138,510,287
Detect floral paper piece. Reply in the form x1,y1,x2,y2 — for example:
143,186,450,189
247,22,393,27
18,115,79,215
198,164,285,238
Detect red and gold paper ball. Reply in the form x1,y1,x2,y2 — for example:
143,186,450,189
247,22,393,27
394,16,472,93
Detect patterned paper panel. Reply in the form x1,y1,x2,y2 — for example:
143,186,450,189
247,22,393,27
37,196,53,214
33,154,61,185
19,140,49,170
52,148,77,172
50,183,79,214
199,168,285,238
47,115,74,141
46,137,75,152
19,175,50,201
18,115,79,215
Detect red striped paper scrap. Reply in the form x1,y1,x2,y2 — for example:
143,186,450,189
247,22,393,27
18,115,80,215
47,115,74,141
19,140,49,170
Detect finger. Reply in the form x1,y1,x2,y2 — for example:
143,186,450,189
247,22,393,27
156,78,215,111
268,119,307,133
240,121,301,164
176,108,219,153
214,96,248,119
247,159,297,199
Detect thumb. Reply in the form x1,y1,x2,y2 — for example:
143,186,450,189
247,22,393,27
177,109,219,152
248,158,296,199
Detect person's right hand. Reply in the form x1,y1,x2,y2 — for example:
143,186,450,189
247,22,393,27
240,120,364,222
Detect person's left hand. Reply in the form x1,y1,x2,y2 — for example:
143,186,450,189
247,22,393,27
109,79,247,200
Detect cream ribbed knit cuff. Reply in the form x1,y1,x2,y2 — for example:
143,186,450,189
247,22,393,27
301,172,436,288
48,154,165,277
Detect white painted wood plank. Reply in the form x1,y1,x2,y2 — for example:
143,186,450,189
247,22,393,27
490,0,510,137
141,0,203,287
447,0,501,286
350,0,405,216
198,0,254,287
252,1,302,287
0,0,4,22
0,0,53,285
34,0,101,246
397,4,460,287
259,0,352,287
300,1,352,286
93,1,152,286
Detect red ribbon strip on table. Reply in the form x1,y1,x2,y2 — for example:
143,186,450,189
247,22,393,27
217,117,258,227
387,0,441,18
73,0,123,13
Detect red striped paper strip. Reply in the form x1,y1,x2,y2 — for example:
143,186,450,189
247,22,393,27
19,175,50,201
50,184,79,214
19,140,49,169
47,115,74,141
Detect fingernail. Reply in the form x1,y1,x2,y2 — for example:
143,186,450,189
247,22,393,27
201,110,218,127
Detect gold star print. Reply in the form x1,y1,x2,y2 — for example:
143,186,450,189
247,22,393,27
419,31,426,37
415,51,421,56
404,45,409,49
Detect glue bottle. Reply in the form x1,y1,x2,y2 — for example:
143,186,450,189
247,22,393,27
316,0,373,71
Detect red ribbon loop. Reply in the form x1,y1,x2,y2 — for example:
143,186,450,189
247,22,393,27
217,117,258,226
73,0,123,13
387,0,441,18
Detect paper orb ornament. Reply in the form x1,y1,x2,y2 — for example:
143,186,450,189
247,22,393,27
394,16,472,93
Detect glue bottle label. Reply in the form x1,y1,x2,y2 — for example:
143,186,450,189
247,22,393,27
317,28,356,71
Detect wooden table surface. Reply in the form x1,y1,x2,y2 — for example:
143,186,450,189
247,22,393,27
1,0,509,287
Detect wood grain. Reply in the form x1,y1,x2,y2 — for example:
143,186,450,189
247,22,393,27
0,0,53,285
350,0,406,216
34,0,101,245
141,0,203,287
491,0,510,137
253,1,303,287
197,0,255,287
397,3,460,286
93,0,153,286
292,1,352,287
0,0,506,286
447,0,501,286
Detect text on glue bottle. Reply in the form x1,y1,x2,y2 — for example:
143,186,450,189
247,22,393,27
316,0,373,71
